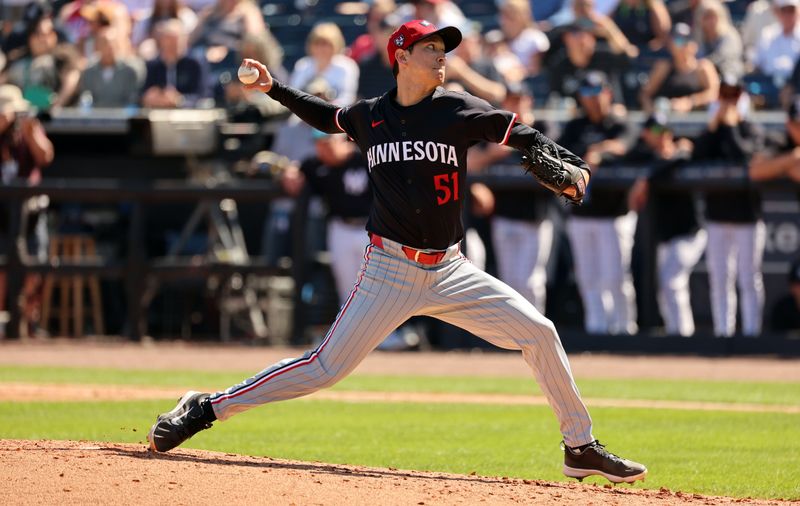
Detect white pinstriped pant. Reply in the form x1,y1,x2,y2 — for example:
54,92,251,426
706,221,766,337
492,217,553,314
566,213,638,335
209,236,594,447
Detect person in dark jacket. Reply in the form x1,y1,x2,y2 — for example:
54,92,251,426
141,19,205,108
626,114,704,336
692,77,765,337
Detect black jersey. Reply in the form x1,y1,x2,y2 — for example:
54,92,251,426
558,114,631,218
300,151,372,220
265,81,588,250
335,87,519,250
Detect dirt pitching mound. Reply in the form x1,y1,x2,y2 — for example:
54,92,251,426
0,440,789,506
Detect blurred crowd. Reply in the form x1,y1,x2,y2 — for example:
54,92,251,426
1,0,799,340
3,0,800,113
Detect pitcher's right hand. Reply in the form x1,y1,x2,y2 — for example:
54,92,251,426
240,59,273,93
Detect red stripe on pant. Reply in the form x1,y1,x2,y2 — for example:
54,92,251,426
210,244,374,405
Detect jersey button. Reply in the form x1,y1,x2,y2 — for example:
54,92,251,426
401,120,406,124
407,179,412,184
415,209,421,214
402,132,407,137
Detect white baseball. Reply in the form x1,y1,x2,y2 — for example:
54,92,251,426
237,65,260,85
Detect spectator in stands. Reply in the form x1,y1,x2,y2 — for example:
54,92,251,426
79,26,142,107
611,0,671,52
2,1,69,64
497,0,551,74
742,0,778,63
626,114,705,336
190,0,265,70
547,0,624,27
349,0,397,64
640,22,720,113
0,84,54,333
467,82,554,312
399,0,467,28
356,14,397,100
445,23,507,105
141,19,205,108
749,95,800,183
59,1,132,60
481,29,528,85
696,0,744,79
289,23,359,106
546,23,630,103
4,15,82,109
131,0,198,48
74,1,124,63
570,0,640,58
223,32,288,121
559,71,637,335
667,0,701,28
752,0,800,87
770,258,800,332
693,77,766,337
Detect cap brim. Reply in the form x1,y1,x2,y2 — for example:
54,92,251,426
420,26,462,53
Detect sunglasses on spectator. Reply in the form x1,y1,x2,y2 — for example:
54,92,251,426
579,85,604,97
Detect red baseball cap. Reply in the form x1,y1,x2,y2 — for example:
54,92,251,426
386,19,462,68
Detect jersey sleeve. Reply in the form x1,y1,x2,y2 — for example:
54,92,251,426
458,93,519,145
334,105,359,141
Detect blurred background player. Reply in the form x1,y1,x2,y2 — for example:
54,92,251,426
626,114,704,336
692,76,766,337
0,84,54,337
468,82,554,313
559,71,637,335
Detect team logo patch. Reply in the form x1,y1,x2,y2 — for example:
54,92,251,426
420,20,431,27
394,34,405,47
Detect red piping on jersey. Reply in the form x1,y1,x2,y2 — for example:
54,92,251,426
334,108,347,134
210,244,375,406
500,113,518,146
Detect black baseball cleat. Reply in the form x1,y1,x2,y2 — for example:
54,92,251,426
147,391,215,453
562,440,647,483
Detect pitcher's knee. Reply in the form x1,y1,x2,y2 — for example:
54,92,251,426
517,316,559,348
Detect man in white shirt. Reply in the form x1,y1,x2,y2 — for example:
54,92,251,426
753,0,800,85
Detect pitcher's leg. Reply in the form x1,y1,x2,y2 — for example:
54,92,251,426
210,245,421,420
426,258,593,447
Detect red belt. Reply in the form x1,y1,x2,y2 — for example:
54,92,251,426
370,234,447,265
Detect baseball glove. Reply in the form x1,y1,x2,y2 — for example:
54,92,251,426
521,143,587,205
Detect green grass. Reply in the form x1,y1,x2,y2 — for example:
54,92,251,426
0,399,797,500
1,364,799,499
1,365,798,405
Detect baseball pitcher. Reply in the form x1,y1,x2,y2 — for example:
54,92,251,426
148,19,647,484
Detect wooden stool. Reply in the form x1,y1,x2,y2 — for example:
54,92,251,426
41,235,105,337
